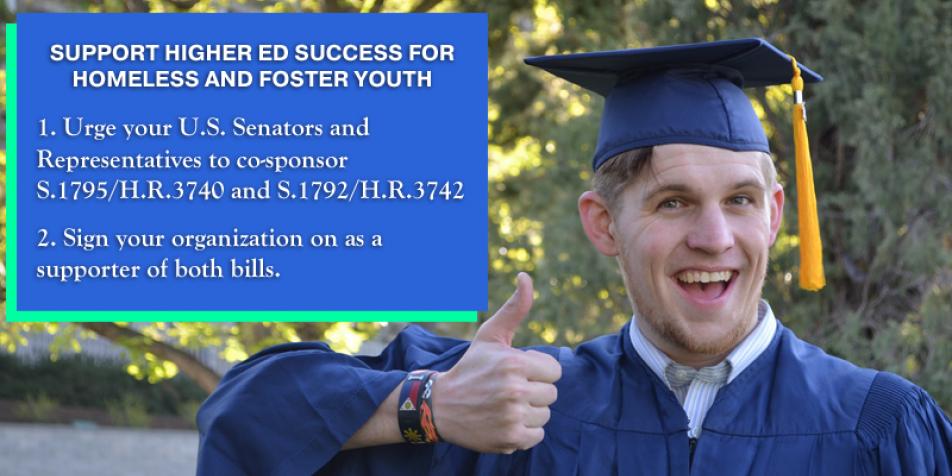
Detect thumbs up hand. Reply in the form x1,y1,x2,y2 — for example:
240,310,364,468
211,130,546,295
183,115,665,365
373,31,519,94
432,273,562,454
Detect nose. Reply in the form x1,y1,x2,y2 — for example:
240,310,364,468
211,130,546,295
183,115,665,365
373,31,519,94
686,204,735,255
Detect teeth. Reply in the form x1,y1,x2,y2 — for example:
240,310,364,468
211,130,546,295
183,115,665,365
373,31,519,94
677,271,732,283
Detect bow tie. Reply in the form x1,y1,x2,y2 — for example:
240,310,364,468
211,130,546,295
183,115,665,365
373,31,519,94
664,361,732,388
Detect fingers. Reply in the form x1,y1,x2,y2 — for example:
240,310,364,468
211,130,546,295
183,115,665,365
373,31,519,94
473,272,534,346
436,273,565,455
526,381,558,407
494,405,549,454
524,350,562,383
519,427,546,451
525,403,552,428
501,427,546,454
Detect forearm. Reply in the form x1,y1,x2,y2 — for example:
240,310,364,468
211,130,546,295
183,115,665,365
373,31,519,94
341,381,404,450
197,342,412,475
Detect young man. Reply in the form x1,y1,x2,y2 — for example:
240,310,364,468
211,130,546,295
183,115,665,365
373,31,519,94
196,39,952,475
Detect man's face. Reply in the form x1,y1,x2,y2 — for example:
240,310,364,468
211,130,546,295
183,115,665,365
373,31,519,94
582,144,783,362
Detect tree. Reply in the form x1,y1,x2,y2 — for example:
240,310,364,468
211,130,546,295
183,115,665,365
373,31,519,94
0,321,385,394
481,0,952,412
2,1,470,391
3,1,951,414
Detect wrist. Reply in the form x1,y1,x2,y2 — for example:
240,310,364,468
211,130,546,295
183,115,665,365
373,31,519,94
398,370,443,444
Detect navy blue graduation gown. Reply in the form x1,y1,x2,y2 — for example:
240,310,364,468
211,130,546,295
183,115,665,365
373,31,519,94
197,322,952,475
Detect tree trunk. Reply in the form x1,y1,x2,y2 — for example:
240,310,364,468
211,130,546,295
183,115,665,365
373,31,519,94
410,0,443,13
79,322,221,394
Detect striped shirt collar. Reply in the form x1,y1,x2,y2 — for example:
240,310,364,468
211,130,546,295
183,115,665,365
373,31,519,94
628,300,778,386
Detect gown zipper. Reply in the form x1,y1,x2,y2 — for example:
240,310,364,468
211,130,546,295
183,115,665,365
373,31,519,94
689,437,698,469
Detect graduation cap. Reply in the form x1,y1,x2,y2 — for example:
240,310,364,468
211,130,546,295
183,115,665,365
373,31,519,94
525,38,825,290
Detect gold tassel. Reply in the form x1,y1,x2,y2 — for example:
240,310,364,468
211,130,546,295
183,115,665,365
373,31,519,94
788,55,825,290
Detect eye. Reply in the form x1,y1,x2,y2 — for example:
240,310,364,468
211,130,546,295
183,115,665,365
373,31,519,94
729,196,752,206
659,199,681,209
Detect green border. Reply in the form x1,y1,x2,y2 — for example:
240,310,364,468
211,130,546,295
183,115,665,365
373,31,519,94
7,24,17,320
10,311,476,322
4,23,474,323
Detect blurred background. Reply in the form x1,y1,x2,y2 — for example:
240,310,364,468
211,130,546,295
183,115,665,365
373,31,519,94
4,0,952,474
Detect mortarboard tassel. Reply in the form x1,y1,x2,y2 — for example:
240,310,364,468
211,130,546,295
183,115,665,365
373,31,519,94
788,55,825,291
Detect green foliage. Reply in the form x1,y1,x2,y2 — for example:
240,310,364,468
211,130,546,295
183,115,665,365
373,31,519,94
177,400,203,430
14,392,60,423
476,0,952,414
0,354,206,415
0,321,380,388
5,0,950,416
107,393,152,428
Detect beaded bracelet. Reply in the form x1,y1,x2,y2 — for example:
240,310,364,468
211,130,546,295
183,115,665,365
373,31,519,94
398,370,441,444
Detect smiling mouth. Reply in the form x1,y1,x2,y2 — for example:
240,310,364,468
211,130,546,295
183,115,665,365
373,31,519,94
675,270,735,300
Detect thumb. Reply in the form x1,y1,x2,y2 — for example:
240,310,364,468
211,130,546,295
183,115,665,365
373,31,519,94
474,272,534,346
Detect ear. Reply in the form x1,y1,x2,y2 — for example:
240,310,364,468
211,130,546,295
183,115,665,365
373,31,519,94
768,183,784,246
579,191,619,257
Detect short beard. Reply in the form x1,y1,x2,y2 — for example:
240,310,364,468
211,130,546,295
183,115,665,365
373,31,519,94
619,257,763,358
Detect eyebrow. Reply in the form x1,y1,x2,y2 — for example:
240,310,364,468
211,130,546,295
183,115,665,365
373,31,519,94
642,183,690,202
731,179,767,192
642,179,767,202
730,179,768,192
